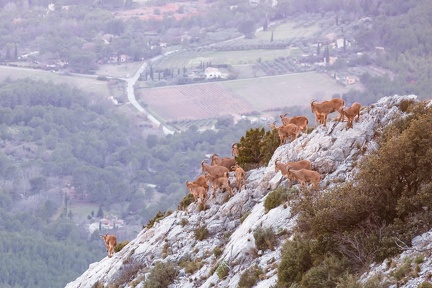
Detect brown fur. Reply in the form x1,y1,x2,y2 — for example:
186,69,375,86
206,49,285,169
310,98,345,127
286,166,321,191
280,114,309,132
275,159,313,186
340,102,361,129
201,159,230,178
231,164,246,191
186,181,207,207
190,175,209,193
100,234,117,258
211,154,237,172
268,122,300,145
204,172,234,197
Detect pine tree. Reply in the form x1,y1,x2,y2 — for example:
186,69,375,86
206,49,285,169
260,129,280,165
149,65,154,81
236,128,280,170
97,205,104,218
5,46,10,60
324,46,330,64
236,128,264,169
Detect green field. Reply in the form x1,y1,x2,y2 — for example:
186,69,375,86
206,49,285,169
255,18,329,41
96,62,143,78
0,66,111,97
153,48,296,71
189,49,294,66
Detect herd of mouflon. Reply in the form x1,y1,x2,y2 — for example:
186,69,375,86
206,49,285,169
102,98,361,258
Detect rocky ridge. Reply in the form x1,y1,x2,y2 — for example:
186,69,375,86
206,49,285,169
66,95,426,288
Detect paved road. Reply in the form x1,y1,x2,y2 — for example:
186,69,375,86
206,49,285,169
121,53,175,135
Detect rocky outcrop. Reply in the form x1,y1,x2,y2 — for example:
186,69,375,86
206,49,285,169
66,95,422,288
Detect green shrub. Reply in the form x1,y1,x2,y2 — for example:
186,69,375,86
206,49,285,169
300,255,350,288
143,261,178,288
194,225,209,241
178,194,195,210
398,99,415,112
213,246,223,258
198,201,207,211
264,187,289,213
216,261,230,279
418,282,432,288
240,211,251,223
236,128,279,170
335,273,362,288
414,254,425,264
146,210,172,229
238,265,262,288
111,262,144,287
92,281,104,288
306,126,315,134
277,239,312,287
178,259,204,274
391,259,411,282
362,274,390,288
114,240,129,253
180,218,189,227
253,227,277,251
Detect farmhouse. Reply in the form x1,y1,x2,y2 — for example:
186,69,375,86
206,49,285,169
99,216,125,230
205,67,222,79
345,75,357,85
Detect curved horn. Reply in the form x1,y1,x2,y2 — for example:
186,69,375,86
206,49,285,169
201,159,208,165
232,143,238,148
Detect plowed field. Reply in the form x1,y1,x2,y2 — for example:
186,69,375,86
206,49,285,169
139,83,256,121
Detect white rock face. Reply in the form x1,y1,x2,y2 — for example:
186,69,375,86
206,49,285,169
66,95,425,288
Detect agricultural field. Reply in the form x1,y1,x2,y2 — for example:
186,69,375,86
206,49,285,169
0,65,111,98
137,71,360,129
96,62,143,79
153,49,295,69
221,72,354,111
137,83,256,123
256,15,334,41
114,0,210,21
151,48,300,79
